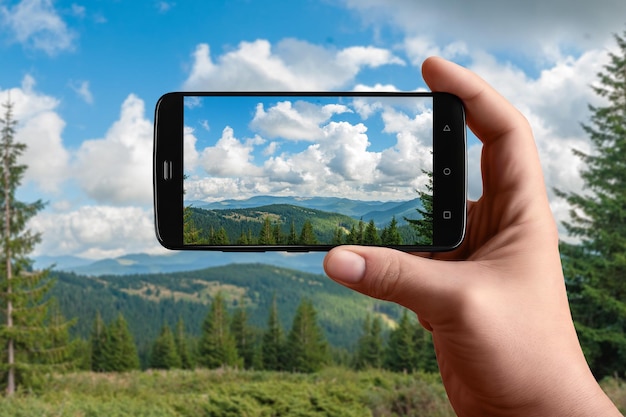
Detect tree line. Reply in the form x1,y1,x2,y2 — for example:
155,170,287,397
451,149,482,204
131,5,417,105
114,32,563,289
186,207,431,246
84,292,437,375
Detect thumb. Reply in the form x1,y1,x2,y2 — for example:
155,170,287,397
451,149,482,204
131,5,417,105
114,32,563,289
323,246,459,316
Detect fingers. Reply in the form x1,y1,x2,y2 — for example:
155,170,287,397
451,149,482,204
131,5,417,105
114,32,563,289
422,57,546,204
324,245,462,316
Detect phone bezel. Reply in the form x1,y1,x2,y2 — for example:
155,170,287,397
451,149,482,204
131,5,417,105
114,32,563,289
153,91,466,252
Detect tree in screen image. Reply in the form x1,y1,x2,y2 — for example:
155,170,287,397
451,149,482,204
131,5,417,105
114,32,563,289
405,170,433,245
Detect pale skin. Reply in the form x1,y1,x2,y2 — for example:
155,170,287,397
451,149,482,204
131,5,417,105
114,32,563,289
323,57,622,417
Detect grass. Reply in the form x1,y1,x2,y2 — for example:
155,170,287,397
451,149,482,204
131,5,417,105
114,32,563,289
0,367,455,417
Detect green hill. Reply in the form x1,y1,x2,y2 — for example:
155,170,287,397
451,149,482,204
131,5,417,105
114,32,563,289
188,204,422,245
50,263,404,361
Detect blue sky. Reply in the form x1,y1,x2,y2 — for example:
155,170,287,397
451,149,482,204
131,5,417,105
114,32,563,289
0,0,625,260
183,94,434,204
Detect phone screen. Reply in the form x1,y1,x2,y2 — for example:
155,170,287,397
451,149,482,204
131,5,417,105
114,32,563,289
182,95,435,247
153,91,466,251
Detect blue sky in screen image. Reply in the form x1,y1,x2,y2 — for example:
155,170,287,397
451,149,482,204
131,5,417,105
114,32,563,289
0,0,625,260
183,95,433,203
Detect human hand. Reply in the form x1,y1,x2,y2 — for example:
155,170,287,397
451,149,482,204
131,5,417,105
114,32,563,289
324,57,621,417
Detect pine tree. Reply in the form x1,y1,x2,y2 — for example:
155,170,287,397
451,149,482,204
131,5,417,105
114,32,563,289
0,98,75,394
381,216,403,245
414,323,438,373
287,221,298,245
90,312,109,372
354,314,384,370
350,219,365,244
198,292,240,368
210,227,229,245
298,220,318,245
556,31,626,379
405,170,434,245
384,310,417,373
261,294,284,371
236,230,249,245
285,298,329,373
331,227,344,245
150,324,182,370
231,296,255,369
258,217,275,245
106,313,140,372
345,224,359,244
363,219,382,245
183,206,201,244
272,223,284,245
174,317,193,369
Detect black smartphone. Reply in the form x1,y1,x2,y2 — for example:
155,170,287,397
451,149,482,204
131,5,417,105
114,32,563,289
154,92,466,252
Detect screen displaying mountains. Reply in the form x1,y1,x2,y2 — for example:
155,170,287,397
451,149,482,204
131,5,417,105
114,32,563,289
184,195,431,246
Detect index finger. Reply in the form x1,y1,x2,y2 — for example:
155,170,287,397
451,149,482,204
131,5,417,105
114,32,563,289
422,57,546,202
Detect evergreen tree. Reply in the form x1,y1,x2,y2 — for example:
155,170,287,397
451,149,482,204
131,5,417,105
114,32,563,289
198,293,240,368
354,314,384,370
331,227,344,245
150,324,181,370
236,230,249,245
556,31,626,379
287,221,298,245
261,294,284,371
272,223,284,245
414,323,438,373
174,317,193,369
384,310,417,373
354,219,365,244
298,220,317,245
0,98,75,394
363,219,382,245
90,312,109,372
345,224,359,244
258,217,275,245
405,170,434,245
183,206,201,244
285,298,329,373
381,216,403,245
106,313,140,372
231,296,255,369
210,227,229,245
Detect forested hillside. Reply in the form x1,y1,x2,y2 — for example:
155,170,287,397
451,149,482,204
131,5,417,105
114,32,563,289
50,263,404,362
187,204,423,245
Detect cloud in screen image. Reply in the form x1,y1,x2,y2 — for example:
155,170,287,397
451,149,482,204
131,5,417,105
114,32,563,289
182,95,434,246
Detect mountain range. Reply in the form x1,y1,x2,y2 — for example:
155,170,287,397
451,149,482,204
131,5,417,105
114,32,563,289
188,195,424,227
35,251,327,277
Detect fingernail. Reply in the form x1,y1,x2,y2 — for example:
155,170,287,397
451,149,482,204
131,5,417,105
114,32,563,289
326,250,366,284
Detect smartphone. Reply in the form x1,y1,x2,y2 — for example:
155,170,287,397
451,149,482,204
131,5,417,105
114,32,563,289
154,92,466,252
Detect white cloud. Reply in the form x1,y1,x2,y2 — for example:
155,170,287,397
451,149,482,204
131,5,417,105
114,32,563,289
29,205,162,259
404,36,469,67
69,80,93,104
156,1,175,13
343,0,626,58
250,100,352,141
183,126,200,171
198,126,264,178
0,75,70,193
183,39,405,91
378,107,433,183
0,0,76,55
73,94,153,205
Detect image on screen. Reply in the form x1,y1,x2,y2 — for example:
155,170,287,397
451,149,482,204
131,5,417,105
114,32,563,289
182,95,434,246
